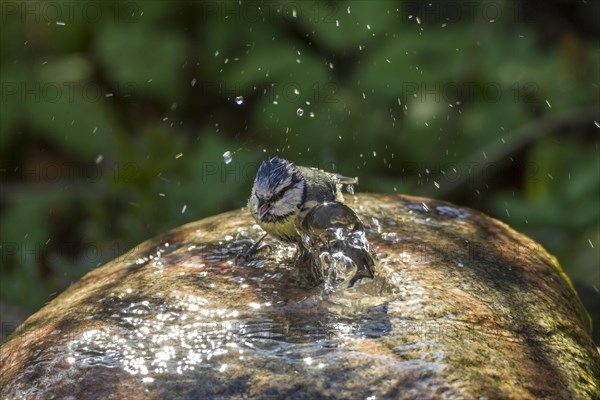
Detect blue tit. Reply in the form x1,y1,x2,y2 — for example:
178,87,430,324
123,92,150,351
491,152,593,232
242,156,357,259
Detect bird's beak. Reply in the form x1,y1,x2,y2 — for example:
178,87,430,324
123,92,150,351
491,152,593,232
257,202,271,220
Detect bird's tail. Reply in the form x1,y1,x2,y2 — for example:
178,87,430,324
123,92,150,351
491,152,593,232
335,174,358,185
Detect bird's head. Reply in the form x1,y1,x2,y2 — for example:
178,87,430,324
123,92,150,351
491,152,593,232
250,157,306,222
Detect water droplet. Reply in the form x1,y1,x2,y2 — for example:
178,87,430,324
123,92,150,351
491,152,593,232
296,108,304,116
370,218,381,234
235,96,244,105
309,112,315,118
223,151,232,164
95,155,104,164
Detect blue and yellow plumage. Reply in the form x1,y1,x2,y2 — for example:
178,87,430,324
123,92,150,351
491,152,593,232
244,157,357,256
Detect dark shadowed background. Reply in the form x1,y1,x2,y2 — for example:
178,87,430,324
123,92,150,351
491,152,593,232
1,0,598,342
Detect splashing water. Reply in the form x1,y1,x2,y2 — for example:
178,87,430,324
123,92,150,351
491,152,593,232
320,251,356,292
299,202,376,292
223,151,232,164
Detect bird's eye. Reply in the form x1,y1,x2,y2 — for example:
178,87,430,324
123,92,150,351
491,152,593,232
270,188,287,202
270,180,299,203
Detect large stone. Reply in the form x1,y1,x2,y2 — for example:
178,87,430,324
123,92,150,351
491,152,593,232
1,194,598,399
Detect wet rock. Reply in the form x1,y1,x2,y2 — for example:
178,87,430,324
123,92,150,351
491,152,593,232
1,194,598,399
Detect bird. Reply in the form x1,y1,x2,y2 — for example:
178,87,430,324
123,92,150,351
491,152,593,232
242,156,358,260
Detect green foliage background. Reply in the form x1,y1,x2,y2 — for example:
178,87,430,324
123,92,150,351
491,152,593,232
1,1,598,338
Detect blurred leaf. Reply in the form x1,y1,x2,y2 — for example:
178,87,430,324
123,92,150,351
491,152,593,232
183,132,263,217
0,65,28,150
295,1,399,51
0,197,52,310
95,23,187,103
13,55,122,159
494,136,600,231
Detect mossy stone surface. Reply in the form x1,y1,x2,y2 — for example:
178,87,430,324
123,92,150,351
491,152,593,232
1,194,598,399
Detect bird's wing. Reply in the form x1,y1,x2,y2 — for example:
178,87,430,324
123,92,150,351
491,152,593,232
297,166,358,203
